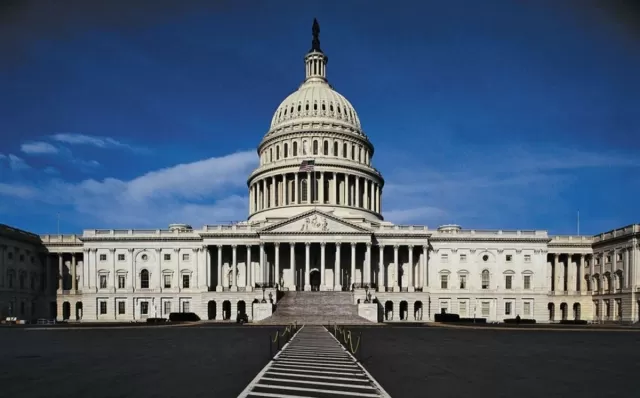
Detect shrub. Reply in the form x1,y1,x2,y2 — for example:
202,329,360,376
459,317,487,324
504,318,536,324
146,318,167,324
434,313,460,322
559,319,588,325
169,312,201,322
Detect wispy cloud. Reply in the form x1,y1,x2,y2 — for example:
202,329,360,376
20,141,59,154
0,153,30,171
0,150,257,228
50,133,148,153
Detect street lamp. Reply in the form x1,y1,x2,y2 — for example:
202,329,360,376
261,284,266,303
364,286,369,303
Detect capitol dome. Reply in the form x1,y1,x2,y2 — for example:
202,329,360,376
247,19,384,223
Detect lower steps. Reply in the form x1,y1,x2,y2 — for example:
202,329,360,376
258,291,374,325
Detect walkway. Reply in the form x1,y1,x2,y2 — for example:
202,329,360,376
238,325,390,397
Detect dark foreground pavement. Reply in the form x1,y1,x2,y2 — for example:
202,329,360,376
0,324,279,398
350,325,640,398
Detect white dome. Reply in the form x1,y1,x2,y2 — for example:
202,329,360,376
269,80,361,131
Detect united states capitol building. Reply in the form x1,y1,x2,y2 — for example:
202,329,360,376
1,21,638,324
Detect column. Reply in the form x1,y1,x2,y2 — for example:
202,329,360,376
246,245,253,291
350,242,356,287
58,254,63,292
259,243,265,285
577,254,583,292
365,243,371,287
275,243,280,288
82,250,89,290
262,180,267,209
304,242,311,291
320,243,326,290
335,243,342,291
567,254,573,293
333,172,338,205
155,249,162,290
423,245,428,289
231,245,237,291
408,245,414,292
290,243,296,290
319,172,325,204
128,248,135,290
589,254,595,291
553,253,560,292
378,245,384,292
393,245,399,291
294,173,299,204
283,174,288,206
216,246,222,291
600,253,605,293
110,249,116,291
175,248,181,290
306,171,311,203
623,248,629,289
355,176,360,208
205,246,211,290
270,176,275,208
71,253,77,292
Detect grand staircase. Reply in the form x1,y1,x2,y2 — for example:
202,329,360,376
258,291,374,325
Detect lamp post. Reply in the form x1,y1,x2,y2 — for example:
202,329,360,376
364,286,369,303
261,284,266,303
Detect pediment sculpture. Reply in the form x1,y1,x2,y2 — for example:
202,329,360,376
300,214,329,232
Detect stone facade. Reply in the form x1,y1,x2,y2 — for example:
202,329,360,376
3,22,639,324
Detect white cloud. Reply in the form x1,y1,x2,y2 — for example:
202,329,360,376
0,150,258,229
0,182,37,199
51,133,148,152
21,142,59,154
0,153,30,171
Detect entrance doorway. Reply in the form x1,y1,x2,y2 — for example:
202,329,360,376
310,270,321,291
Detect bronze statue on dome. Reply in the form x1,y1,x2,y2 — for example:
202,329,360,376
311,18,322,52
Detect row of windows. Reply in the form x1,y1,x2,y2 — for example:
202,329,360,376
275,101,357,125
262,139,370,165
440,273,532,290
99,300,190,315
3,252,35,263
98,253,191,262
5,270,41,290
441,253,532,263
98,271,191,289
441,300,533,317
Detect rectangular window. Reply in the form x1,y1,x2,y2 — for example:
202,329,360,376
118,301,125,314
523,302,531,316
141,301,149,315
606,255,611,263
99,254,107,261
440,274,448,289
524,254,531,263
441,254,448,262
505,302,512,316
118,275,126,289
163,274,171,288
617,253,622,261
459,274,467,289
182,301,190,313
459,301,467,317
505,275,513,290
164,301,171,315
164,253,171,261
182,253,190,261
481,302,490,317
99,301,107,315
506,254,513,262
99,275,107,289
460,253,467,262
524,275,531,290
118,254,125,261
182,274,190,289
439,301,448,314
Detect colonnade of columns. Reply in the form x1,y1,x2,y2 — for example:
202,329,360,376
249,171,381,214
547,253,589,293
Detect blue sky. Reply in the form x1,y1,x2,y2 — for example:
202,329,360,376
1,0,638,235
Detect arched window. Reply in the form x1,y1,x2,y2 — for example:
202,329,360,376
290,106,294,114
313,140,318,155
293,142,298,156
297,105,301,112
314,103,318,110
351,145,356,160
284,143,288,158
305,103,309,111
269,148,273,162
330,104,334,112
322,103,326,111
323,141,329,155
337,106,341,114
481,270,490,289
276,145,280,160
140,269,149,289
333,142,338,156
359,146,363,162
343,143,348,158
301,179,308,202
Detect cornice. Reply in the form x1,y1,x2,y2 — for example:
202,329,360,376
248,161,384,185
431,236,549,243
80,237,203,242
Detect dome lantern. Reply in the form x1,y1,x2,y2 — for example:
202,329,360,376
304,19,328,83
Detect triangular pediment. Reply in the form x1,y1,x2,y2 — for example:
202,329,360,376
262,210,371,234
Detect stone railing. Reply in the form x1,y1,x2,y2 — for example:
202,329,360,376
433,229,547,238
549,235,594,245
40,234,83,244
594,224,639,243
82,229,199,238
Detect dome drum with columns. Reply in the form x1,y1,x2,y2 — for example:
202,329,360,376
248,20,384,223
13,19,638,325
